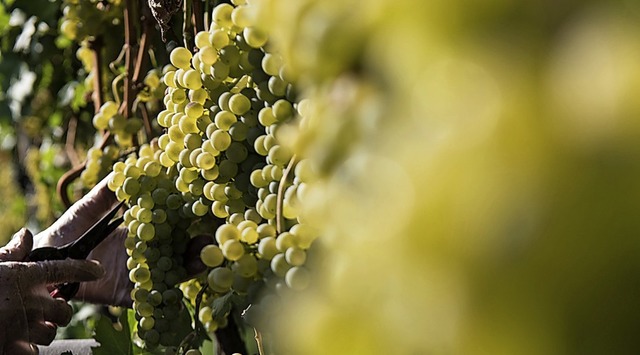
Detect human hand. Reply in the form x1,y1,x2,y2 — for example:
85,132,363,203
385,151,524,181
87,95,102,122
33,175,132,307
34,174,214,308
0,229,104,354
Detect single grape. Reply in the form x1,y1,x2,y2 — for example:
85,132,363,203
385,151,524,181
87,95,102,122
201,244,224,267
170,47,193,70
285,266,310,291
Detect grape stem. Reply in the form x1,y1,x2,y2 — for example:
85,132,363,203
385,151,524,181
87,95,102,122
111,72,126,107
88,36,104,114
56,132,113,207
276,155,297,234
64,115,80,168
123,0,138,119
138,101,153,138
254,328,265,355
191,0,204,36
183,0,193,50
177,283,209,355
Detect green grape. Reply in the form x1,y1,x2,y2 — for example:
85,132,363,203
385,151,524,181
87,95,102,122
196,152,216,170
232,253,257,277
258,107,277,126
276,231,296,251
241,227,259,244
192,200,209,216
211,183,229,201
215,110,238,131
219,45,240,66
210,28,230,49
137,208,153,223
140,316,155,330
268,76,288,97
268,145,293,166
123,177,141,196
183,69,203,90
228,93,251,115
211,130,232,151
143,329,160,346
212,3,234,26
211,61,230,80
285,247,306,266
229,121,249,141
170,47,193,70
218,160,238,180
212,200,229,218
218,92,232,111
130,266,151,283
244,209,263,224
285,266,310,291
231,5,252,28
137,223,156,241
216,223,240,244
229,212,244,225
226,142,248,163
261,53,282,77
200,46,218,66
222,239,245,261
144,161,162,177
201,244,224,267
199,305,213,324
207,267,233,292
202,166,220,181
179,115,200,134
237,219,257,231
270,253,291,277
131,288,149,303
185,102,204,119
258,236,278,260
93,113,109,130
253,136,269,156
272,99,294,121
243,27,268,48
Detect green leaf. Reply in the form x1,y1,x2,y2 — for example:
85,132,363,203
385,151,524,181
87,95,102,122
212,292,240,322
92,313,134,355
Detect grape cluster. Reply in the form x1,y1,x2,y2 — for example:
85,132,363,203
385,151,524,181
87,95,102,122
137,67,168,106
80,101,143,187
59,0,122,41
105,0,319,350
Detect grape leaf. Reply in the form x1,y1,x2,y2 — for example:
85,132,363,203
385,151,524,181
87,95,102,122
212,291,240,322
92,313,134,355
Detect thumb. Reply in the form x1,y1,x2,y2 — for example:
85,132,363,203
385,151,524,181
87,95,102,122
0,229,33,262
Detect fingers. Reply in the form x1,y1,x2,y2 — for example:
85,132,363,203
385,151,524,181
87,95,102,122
41,298,73,326
33,173,119,248
28,321,57,346
4,341,39,355
0,229,33,262
28,259,104,285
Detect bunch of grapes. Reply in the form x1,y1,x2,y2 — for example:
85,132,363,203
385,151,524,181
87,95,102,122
59,0,122,41
106,0,319,350
80,101,143,187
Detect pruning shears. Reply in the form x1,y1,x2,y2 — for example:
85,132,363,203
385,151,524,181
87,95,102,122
26,202,124,300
